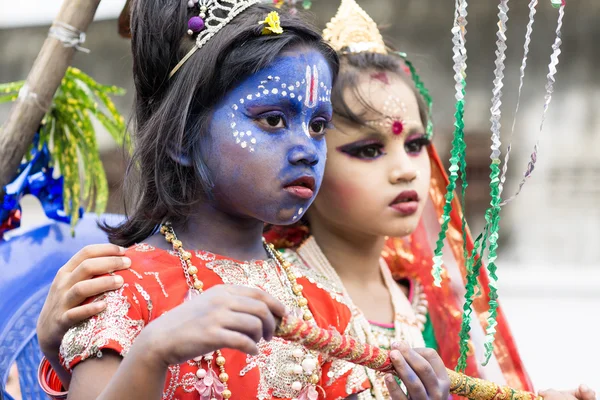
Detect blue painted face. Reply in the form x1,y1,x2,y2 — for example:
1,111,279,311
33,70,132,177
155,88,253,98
204,47,333,225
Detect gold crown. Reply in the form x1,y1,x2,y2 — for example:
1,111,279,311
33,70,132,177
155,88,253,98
322,0,387,55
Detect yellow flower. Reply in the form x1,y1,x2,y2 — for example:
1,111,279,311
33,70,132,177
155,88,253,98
260,11,283,35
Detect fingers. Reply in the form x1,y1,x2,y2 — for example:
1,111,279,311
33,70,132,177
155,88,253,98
538,389,563,400
222,311,269,344
226,286,286,318
216,329,260,355
394,342,437,399
413,347,451,397
61,301,107,328
385,374,408,400
69,256,131,285
62,244,127,273
552,385,598,400
227,296,277,341
389,349,427,400
577,385,597,400
65,275,125,308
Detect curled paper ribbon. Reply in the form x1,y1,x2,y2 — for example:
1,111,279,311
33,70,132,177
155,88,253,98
498,0,538,199
395,52,434,140
500,2,565,206
475,0,511,365
275,314,542,400
432,0,469,287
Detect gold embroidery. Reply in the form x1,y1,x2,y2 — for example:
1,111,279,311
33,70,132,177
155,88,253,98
60,286,145,371
206,258,320,399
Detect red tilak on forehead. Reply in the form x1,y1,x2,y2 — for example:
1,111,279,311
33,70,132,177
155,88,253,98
370,72,390,85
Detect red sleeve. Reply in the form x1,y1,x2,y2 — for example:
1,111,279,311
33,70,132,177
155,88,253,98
58,281,146,372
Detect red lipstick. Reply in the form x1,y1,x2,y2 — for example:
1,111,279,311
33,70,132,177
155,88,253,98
389,190,420,215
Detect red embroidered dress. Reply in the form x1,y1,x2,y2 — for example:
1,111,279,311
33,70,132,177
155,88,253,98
58,243,369,399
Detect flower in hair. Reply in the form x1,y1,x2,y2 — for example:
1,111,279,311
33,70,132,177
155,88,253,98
260,11,284,35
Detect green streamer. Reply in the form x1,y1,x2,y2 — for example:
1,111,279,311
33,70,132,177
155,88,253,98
456,225,490,371
431,82,467,286
396,53,434,140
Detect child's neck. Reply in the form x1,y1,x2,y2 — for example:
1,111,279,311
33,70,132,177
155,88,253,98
308,218,385,285
151,201,268,261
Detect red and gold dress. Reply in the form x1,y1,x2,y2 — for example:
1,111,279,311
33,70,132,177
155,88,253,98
57,243,369,399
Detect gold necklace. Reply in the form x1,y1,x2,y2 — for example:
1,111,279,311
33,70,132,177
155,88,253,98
297,236,427,400
160,223,318,399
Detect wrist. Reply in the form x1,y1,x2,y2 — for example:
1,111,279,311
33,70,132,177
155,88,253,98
128,329,170,372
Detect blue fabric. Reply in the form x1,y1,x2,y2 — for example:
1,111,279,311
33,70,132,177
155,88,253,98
0,213,124,398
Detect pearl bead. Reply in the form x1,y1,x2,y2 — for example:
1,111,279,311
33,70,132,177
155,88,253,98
182,251,192,260
194,279,204,290
292,348,304,359
188,265,198,275
222,390,232,399
292,381,303,391
187,0,194,7
292,364,303,375
216,356,226,366
219,372,229,382
309,374,319,384
301,358,317,373
196,368,207,378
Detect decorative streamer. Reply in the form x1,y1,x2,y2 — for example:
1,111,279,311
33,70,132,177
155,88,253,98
396,52,434,140
431,0,469,287
500,1,565,206
456,230,488,371
475,0,510,365
498,0,538,198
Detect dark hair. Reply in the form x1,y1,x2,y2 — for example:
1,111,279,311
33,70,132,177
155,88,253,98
331,52,429,128
103,1,339,247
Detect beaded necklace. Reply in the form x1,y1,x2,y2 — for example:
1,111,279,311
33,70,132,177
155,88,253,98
160,223,320,399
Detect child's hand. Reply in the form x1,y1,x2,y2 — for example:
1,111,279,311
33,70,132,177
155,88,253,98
384,342,450,400
136,284,286,367
540,385,597,400
36,244,131,358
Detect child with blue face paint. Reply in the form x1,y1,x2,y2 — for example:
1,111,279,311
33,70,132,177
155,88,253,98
35,1,374,399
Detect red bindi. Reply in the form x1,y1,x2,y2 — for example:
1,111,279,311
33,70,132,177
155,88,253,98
392,120,404,135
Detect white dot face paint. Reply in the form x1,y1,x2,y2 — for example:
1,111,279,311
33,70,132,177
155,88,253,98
224,61,332,154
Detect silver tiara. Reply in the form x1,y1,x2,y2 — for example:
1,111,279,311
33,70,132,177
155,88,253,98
169,0,263,78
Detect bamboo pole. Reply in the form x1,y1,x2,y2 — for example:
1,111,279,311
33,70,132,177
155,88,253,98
0,0,101,198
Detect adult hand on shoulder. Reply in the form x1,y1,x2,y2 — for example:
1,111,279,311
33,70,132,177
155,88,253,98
36,244,131,358
540,385,597,400
384,342,450,400
135,284,286,367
